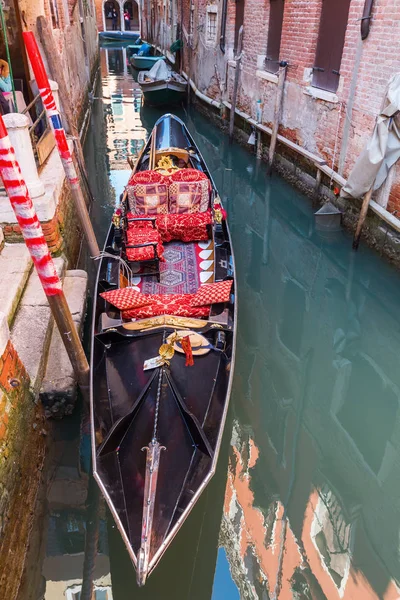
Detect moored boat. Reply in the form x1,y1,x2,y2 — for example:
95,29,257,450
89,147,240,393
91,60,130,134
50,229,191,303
130,42,166,70
90,114,236,586
138,60,187,106
99,30,140,42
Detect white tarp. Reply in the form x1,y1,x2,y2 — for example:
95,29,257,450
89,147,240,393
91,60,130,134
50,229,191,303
147,60,170,81
341,73,400,199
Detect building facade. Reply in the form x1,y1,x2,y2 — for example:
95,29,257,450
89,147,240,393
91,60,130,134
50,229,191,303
0,2,98,597
141,0,400,222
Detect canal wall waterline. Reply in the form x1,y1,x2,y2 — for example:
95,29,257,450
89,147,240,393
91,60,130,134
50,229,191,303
191,95,400,267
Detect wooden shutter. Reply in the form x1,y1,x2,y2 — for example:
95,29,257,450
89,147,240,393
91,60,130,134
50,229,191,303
234,0,245,53
265,0,285,73
312,0,351,93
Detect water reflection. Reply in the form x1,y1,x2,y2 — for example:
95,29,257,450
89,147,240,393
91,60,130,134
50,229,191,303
218,161,400,598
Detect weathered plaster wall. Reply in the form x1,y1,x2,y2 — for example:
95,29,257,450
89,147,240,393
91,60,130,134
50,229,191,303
19,0,98,119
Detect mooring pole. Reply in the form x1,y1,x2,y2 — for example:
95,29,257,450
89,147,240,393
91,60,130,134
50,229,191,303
229,26,243,143
0,115,90,394
267,62,287,176
353,186,374,250
22,31,100,258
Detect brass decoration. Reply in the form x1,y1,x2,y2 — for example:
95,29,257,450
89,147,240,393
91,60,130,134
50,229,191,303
214,208,223,224
122,315,209,331
157,155,174,171
112,211,121,228
159,341,175,361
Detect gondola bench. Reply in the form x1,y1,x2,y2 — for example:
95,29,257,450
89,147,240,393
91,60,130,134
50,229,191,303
124,169,215,264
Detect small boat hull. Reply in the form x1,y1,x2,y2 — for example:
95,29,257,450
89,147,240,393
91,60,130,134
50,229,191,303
140,80,186,106
130,55,166,70
99,31,140,42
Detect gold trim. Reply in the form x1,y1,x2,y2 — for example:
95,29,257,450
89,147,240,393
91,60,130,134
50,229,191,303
122,315,209,331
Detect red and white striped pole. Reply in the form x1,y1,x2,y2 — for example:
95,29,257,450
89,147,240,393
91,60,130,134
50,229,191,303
22,31,100,259
0,115,89,392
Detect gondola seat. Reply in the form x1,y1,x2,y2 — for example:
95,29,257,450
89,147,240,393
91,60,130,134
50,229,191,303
168,169,210,214
127,170,169,215
121,293,210,320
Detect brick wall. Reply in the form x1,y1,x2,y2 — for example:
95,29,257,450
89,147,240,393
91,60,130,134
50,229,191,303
0,330,47,599
150,0,400,217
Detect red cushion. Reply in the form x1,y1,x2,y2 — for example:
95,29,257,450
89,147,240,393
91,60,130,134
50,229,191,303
122,293,210,319
191,280,233,307
156,210,212,242
127,170,169,215
168,180,210,214
169,168,210,184
100,287,152,310
126,213,154,229
125,228,164,262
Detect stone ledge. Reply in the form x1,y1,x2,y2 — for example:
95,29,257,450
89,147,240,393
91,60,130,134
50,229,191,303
0,244,32,325
256,69,278,84
304,86,339,104
40,270,88,418
0,312,9,357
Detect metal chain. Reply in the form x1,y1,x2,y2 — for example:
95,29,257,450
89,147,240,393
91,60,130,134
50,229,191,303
152,367,163,443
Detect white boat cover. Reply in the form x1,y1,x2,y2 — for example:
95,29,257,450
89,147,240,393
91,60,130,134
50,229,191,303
147,60,170,81
341,73,400,199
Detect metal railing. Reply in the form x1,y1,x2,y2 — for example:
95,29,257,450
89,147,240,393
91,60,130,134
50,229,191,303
22,93,55,168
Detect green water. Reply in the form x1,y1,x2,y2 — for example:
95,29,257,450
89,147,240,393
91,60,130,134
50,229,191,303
42,45,400,599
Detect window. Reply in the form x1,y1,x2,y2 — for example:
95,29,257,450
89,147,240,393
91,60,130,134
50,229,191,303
206,7,218,44
312,0,351,93
234,0,245,53
49,0,60,28
66,586,113,600
265,0,284,73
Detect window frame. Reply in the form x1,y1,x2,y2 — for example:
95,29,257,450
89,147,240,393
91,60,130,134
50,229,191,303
265,0,285,74
205,5,218,46
312,0,351,93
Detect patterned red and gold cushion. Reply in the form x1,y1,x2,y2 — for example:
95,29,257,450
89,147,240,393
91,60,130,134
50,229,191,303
168,180,210,214
168,169,210,214
127,170,169,215
156,210,212,242
100,287,152,310
191,279,233,307
125,228,164,262
122,293,210,319
126,213,155,229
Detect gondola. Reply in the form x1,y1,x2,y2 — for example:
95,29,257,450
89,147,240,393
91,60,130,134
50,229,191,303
138,60,187,106
90,114,236,586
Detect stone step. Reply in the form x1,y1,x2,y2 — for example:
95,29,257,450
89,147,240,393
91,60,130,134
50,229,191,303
40,270,88,418
11,257,66,396
0,244,32,326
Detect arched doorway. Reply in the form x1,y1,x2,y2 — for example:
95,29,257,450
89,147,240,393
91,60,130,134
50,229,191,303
104,0,121,31
123,0,139,31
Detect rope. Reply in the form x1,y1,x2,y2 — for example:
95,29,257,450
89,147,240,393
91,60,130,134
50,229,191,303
0,2,17,111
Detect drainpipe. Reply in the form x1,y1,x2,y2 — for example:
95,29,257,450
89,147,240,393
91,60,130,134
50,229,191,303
220,0,228,53
361,0,374,39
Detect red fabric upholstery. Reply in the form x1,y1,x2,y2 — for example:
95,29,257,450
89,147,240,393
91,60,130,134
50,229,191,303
191,280,233,307
168,169,210,214
122,293,210,319
127,170,169,215
156,210,212,242
100,287,152,310
126,213,154,229
125,228,164,262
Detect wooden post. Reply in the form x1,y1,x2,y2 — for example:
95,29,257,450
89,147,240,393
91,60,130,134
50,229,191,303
229,25,243,143
36,16,88,174
314,168,322,203
267,63,287,175
353,186,374,250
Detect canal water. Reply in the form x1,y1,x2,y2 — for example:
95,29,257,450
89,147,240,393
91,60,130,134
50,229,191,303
37,43,400,599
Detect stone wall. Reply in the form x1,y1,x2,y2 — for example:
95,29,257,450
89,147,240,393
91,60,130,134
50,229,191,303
0,316,47,599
